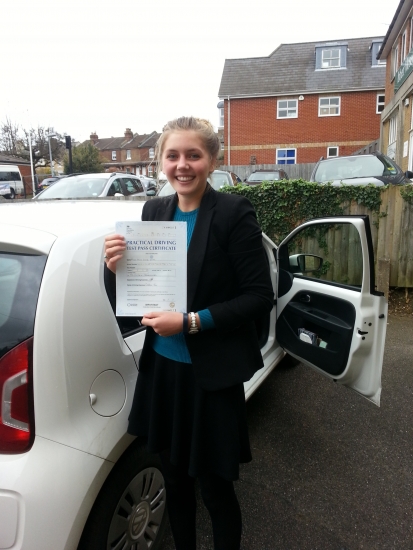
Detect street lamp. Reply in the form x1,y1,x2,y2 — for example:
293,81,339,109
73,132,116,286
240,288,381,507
47,130,57,176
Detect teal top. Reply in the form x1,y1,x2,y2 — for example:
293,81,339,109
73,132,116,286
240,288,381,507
152,206,215,363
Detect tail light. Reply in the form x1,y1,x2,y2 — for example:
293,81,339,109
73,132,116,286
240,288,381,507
0,338,34,453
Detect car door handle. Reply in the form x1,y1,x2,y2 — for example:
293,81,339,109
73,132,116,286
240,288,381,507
300,294,311,303
357,330,368,335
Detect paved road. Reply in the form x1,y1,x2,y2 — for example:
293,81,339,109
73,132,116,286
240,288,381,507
160,316,413,549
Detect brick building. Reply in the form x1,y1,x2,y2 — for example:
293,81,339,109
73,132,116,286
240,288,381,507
218,37,386,166
89,128,160,176
378,0,413,171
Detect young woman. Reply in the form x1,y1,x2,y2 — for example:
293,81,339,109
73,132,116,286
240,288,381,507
104,116,273,550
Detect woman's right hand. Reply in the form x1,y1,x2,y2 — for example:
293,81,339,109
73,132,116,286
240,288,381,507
104,234,126,273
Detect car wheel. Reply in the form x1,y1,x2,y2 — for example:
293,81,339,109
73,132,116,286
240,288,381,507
78,444,167,550
7,189,16,199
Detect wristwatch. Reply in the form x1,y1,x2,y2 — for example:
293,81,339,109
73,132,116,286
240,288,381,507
188,312,199,335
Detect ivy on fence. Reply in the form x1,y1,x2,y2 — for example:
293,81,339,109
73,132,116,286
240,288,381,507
221,179,385,243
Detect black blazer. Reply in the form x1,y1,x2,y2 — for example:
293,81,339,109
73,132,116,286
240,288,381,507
138,188,274,391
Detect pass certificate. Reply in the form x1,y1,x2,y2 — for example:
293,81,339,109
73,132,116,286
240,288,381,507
115,221,187,316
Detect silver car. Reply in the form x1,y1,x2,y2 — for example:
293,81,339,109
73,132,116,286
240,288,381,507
34,172,156,200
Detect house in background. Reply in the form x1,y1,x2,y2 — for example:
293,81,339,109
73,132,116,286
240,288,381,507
378,0,413,171
89,128,160,176
218,37,386,166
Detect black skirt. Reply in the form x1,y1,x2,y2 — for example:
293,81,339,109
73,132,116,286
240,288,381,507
127,347,252,481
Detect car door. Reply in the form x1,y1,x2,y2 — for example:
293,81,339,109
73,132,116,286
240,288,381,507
275,215,387,406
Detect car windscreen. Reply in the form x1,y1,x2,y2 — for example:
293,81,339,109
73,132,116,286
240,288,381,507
36,176,108,198
313,156,399,182
0,253,47,360
248,172,280,181
210,172,232,189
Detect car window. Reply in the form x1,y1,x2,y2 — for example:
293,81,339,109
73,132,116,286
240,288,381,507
107,179,124,196
37,176,108,198
210,172,232,189
248,172,280,181
279,222,363,290
313,156,397,182
0,253,47,359
122,177,143,194
0,172,11,181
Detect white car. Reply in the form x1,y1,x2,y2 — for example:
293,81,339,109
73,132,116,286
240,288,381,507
158,169,235,196
0,199,387,550
34,172,156,200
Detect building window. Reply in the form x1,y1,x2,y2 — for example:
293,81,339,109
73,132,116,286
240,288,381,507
315,44,347,70
126,168,130,173
220,142,225,150
149,148,155,159
322,48,341,68
148,165,153,176
393,45,399,78
112,151,117,160
277,99,298,118
376,94,385,114
219,108,224,127
319,96,340,116
371,41,386,66
402,31,407,62
327,146,339,158
387,115,398,160
410,17,413,51
126,150,131,160
276,148,296,164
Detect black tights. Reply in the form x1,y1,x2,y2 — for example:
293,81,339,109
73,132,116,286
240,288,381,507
160,450,242,550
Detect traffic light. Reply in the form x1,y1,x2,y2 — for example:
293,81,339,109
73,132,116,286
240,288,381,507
65,135,72,149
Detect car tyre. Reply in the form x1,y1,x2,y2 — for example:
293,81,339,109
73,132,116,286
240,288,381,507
7,188,16,199
78,443,167,550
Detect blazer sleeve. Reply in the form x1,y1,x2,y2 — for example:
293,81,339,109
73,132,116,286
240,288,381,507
207,196,274,330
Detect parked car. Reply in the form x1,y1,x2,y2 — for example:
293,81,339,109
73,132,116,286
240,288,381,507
0,164,25,198
0,199,387,549
157,169,235,196
310,152,413,186
137,175,157,193
245,169,289,185
36,175,67,193
229,171,242,184
34,172,156,200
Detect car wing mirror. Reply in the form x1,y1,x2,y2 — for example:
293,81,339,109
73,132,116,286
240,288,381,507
289,254,323,274
405,170,413,179
146,189,156,196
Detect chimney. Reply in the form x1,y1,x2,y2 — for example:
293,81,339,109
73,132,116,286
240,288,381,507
124,128,133,140
90,132,98,145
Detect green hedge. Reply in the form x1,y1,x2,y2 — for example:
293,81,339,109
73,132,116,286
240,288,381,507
221,179,385,243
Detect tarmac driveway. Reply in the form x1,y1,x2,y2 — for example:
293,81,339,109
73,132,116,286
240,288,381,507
160,316,413,549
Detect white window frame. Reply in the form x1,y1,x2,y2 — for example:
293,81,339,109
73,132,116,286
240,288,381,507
402,31,407,62
393,45,399,78
319,96,341,117
149,148,155,159
376,94,385,114
126,149,131,160
327,146,339,158
389,116,397,145
321,48,341,69
410,17,413,52
276,148,297,164
277,99,298,119
111,151,117,161
219,107,224,128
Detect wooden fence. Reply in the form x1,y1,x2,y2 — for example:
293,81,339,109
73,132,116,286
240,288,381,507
340,186,413,293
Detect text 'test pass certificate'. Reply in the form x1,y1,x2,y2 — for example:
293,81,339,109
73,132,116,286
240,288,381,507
115,221,187,316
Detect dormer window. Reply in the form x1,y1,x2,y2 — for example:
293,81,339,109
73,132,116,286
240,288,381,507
322,49,340,68
371,41,386,66
315,43,347,70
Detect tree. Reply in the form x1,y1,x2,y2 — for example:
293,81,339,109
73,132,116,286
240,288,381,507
0,117,66,168
64,142,105,174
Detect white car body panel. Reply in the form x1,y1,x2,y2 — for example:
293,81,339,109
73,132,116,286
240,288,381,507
0,201,387,549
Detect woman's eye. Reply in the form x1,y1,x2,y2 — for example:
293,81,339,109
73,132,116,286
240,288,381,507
166,154,176,159
189,154,200,159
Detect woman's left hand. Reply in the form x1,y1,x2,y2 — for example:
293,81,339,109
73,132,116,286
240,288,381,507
141,312,186,337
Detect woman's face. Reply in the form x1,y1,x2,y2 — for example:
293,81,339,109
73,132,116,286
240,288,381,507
161,130,215,205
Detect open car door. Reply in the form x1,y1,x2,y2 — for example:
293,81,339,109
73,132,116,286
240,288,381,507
276,216,387,406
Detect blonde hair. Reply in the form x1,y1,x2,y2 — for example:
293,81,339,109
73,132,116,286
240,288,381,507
155,116,220,173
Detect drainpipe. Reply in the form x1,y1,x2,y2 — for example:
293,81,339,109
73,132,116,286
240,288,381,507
227,96,231,167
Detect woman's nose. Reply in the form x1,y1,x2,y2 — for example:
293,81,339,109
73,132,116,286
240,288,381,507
177,156,189,169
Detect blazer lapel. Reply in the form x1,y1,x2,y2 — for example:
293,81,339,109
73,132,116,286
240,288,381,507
187,189,217,309
152,194,178,221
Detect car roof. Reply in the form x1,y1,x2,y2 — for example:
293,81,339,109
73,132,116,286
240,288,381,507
0,199,147,239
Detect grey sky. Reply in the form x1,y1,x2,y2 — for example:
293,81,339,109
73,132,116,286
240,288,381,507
2,0,397,143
